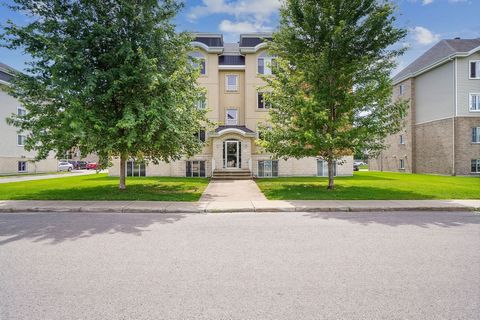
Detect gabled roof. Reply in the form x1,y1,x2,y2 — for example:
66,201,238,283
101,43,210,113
393,38,480,84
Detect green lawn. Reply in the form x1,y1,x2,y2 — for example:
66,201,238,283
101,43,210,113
256,171,480,200
0,173,209,201
0,171,69,178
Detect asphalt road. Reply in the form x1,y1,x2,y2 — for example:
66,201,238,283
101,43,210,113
0,211,479,320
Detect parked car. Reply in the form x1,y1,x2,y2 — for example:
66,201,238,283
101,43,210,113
354,160,366,166
58,161,73,172
86,162,98,170
353,164,359,171
76,161,88,169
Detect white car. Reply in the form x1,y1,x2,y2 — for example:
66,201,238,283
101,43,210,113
354,161,366,166
58,161,73,172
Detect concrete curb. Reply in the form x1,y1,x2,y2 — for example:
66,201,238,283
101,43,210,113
0,200,479,214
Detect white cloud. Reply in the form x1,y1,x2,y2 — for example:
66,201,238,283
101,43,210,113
187,0,281,22
219,20,270,34
422,0,434,4
412,26,440,45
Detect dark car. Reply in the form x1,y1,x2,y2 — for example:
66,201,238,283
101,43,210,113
76,161,88,169
68,160,78,169
353,164,359,171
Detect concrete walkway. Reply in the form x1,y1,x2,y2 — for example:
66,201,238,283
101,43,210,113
0,170,101,184
200,180,267,201
0,199,479,213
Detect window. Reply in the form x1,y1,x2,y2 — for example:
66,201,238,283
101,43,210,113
195,129,206,142
472,127,480,143
18,161,27,172
17,107,26,116
471,159,480,173
189,51,206,75
257,52,276,75
257,160,278,177
126,161,146,176
226,109,238,125
470,61,480,79
196,98,206,109
257,92,271,109
399,159,405,170
17,134,26,146
225,75,238,92
317,159,337,177
399,134,405,144
470,93,480,111
186,160,206,177
399,84,405,95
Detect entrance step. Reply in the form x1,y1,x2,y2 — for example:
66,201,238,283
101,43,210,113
212,169,253,180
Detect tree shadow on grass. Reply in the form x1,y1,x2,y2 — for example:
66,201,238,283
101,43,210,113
263,185,438,200
304,211,480,229
4,184,204,201
0,212,189,245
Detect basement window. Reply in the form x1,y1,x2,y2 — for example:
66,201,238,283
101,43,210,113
186,160,206,177
258,160,278,177
126,161,146,177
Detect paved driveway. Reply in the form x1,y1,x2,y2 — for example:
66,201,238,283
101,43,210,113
0,211,479,319
200,179,267,201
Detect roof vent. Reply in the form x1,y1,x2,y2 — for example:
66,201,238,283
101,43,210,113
454,37,461,39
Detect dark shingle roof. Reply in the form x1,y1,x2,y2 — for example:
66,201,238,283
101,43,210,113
393,38,480,83
0,62,17,83
219,55,245,66
239,36,272,47
215,125,255,133
194,36,223,47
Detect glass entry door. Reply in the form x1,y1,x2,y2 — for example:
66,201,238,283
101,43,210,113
224,141,239,168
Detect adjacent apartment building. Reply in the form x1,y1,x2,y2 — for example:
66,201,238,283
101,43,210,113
370,38,480,175
0,62,57,174
110,33,353,178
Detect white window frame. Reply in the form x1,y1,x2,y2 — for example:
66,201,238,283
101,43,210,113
196,97,206,109
399,159,405,170
257,160,279,177
317,159,337,177
469,93,480,112
469,60,480,80
17,107,26,116
225,74,238,92
399,84,405,95
18,161,27,173
257,52,275,75
472,127,480,144
189,51,207,76
256,91,271,110
226,109,238,125
17,134,26,146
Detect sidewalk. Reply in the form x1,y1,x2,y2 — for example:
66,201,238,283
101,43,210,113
0,199,479,213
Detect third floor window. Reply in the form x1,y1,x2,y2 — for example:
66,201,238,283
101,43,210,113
225,75,238,92
189,51,206,75
470,60,480,79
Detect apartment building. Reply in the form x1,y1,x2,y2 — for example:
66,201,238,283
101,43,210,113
370,38,480,176
110,33,353,178
0,62,57,174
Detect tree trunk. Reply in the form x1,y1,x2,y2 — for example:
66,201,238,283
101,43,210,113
119,152,127,190
327,159,334,190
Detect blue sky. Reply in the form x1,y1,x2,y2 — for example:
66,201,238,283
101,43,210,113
1,0,479,75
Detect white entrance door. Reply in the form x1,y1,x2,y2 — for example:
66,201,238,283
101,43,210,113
224,141,239,168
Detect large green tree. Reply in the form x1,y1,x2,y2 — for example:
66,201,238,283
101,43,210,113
260,0,408,189
1,0,206,189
